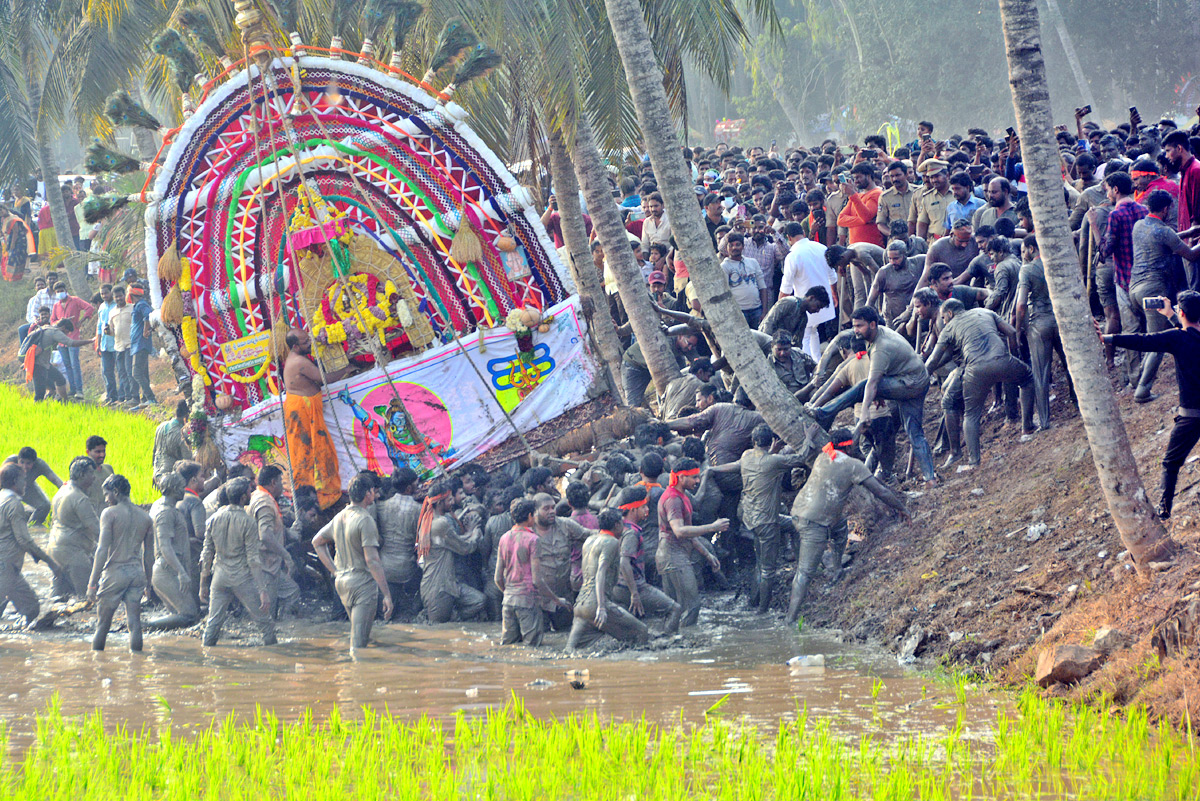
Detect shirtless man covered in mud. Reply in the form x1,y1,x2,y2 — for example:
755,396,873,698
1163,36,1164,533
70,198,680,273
608,485,682,634
47,456,101,600
87,474,153,651
786,429,909,624
567,508,650,652
0,463,64,626
146,472,198,631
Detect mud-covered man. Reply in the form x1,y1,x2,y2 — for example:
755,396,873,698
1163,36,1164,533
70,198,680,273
87,474,153,651
786,430,909,624
314,473,393,650
47,456,101,600
567,508,651,652
608,485,681,633
0,463,63,626
201,477,276,647
493,498,567,646
146,472,198,631
656,458,727,628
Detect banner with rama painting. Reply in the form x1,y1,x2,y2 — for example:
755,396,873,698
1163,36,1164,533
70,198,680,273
222,298,601,484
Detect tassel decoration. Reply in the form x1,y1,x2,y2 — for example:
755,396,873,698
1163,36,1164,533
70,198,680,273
161,285,185,325
158,241,183,283
270,318,291,361
449,211,483,264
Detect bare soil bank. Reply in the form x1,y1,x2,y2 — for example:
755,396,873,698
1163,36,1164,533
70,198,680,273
798,358,1200,724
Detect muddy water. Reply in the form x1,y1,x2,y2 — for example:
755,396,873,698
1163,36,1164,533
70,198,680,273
0,600,1001,752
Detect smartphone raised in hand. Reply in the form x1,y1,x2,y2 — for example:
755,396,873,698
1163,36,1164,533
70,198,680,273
1143,296,1165,310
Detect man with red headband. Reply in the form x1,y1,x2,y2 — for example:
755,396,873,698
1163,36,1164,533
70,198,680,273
786,430,909,625
313,473,392,651
567,508,650,652
608,485,682,633
416,479,484,625
710,425,812,614
656,458,727,628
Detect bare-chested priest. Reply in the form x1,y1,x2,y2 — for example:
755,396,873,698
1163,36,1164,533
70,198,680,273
282,328,348,509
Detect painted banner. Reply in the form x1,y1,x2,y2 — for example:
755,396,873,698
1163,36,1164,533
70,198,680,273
221,297,600,483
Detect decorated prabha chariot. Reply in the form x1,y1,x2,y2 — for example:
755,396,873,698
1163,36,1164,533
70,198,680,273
88,1,602,491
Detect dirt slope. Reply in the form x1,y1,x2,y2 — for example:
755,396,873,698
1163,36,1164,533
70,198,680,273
798,358,1200,724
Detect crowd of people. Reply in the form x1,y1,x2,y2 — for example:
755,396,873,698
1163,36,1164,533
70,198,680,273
3,105,1199,656
17,268,188,407
2,176,114,282
589,107,1200,516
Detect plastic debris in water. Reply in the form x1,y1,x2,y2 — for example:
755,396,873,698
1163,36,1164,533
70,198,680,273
787,655,826,668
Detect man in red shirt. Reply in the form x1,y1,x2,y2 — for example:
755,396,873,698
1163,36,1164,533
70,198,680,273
49,281,94,398
837,163,884,247
1164,130,1200,246
1131,157,1179,230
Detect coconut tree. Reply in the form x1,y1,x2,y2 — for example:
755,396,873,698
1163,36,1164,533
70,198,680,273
0,0,171,295
548,129,626,399
434,0,777,404
598,0,816,446
997,0,1173,575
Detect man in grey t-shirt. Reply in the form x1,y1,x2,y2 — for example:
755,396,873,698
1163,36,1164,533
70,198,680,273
1127,189,1200,400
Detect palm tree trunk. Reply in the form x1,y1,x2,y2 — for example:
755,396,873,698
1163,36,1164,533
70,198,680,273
23,45,85,296
548,128,626,401
570,114,678,399
758,60,807,143
998,0,1172,575
600,0,812,447
1041,0,1095,111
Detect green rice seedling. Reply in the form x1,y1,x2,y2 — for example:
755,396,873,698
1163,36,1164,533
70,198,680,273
1,690,1198,800
0,383,159,503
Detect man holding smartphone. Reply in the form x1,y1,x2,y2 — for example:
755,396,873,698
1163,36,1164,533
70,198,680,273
1102,292,1200,519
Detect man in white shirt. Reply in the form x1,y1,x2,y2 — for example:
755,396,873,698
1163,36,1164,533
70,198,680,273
640,192,671,252
778,221,835,359
20,277,50,344
721,232,769,328
109,285,134,405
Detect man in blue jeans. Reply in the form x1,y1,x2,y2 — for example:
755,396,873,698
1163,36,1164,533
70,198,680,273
95,283,119,404
805,306,938,485
109,285,135,406
128,282,157,407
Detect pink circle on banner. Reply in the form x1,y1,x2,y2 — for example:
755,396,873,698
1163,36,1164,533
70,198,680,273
359,381,452,445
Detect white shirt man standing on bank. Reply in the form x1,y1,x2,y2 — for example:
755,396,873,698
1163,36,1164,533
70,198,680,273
778,221,835,360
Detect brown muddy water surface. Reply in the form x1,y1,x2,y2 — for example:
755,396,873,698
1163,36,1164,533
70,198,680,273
0,598,1002,752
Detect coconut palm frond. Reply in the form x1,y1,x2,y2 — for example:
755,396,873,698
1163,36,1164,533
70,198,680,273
0,58,38,189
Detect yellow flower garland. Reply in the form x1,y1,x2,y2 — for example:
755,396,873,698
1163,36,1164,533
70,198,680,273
226,357,272,384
